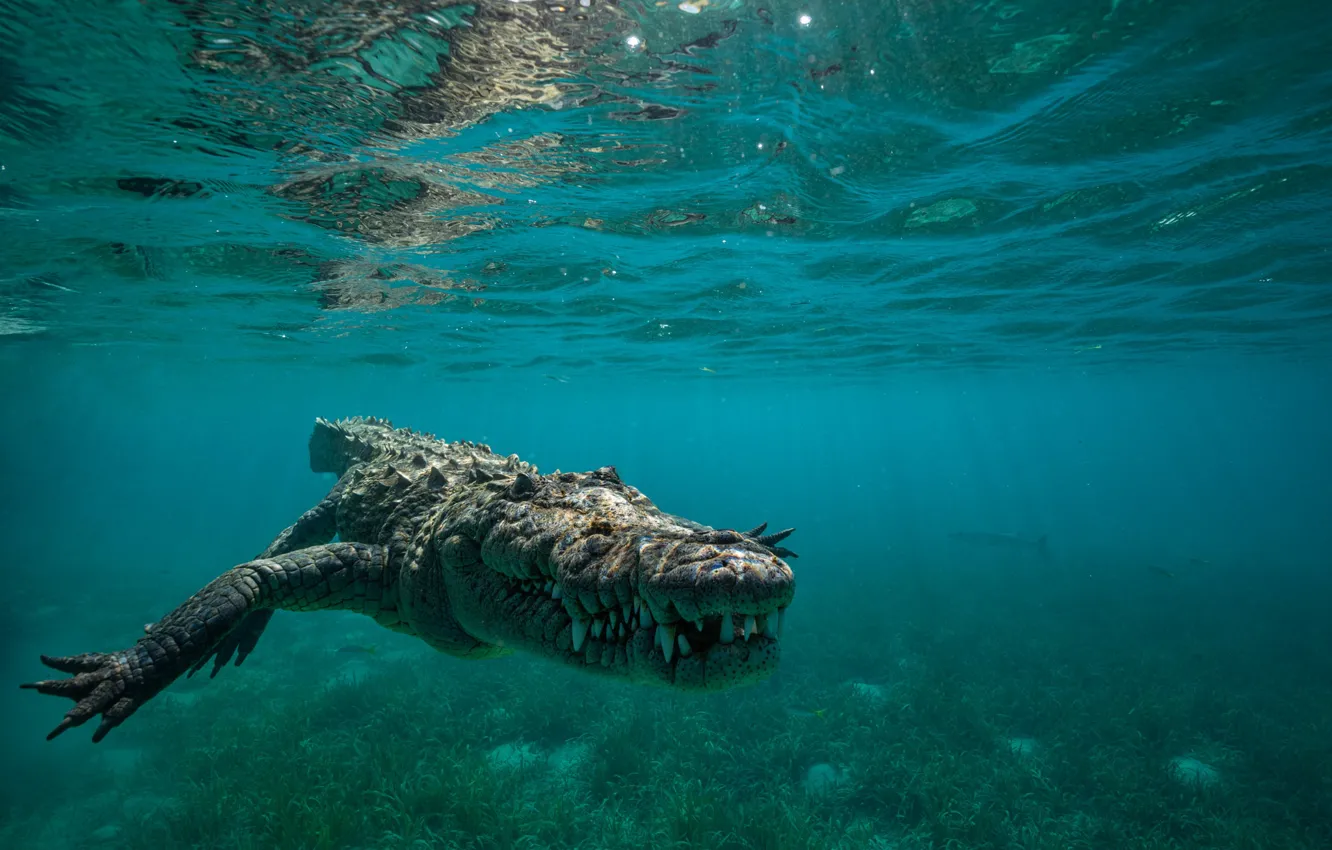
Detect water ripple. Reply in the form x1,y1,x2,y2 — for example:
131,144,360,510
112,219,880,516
2,0,1330,375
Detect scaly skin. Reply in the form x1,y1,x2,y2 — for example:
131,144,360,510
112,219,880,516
22,417,797,742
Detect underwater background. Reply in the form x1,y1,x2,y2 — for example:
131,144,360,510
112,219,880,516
2,0,1331,848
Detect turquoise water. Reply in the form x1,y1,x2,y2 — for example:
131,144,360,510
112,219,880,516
3,1,1331,848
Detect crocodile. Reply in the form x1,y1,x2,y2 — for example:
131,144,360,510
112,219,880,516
22,416,797,743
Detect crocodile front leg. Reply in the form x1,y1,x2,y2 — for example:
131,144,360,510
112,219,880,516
191,474,356,676
21,541,394,742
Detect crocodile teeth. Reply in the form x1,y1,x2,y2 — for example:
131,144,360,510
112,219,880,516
762,613,778,640
777,606,787,638
609,609,620,628
743,615,757,641
659,623,677,663
592,620,604,640
551,584,563,600
639,607,654,629
676,633,692,658
544,580,554,595
719,611,734,644
571,616,590,652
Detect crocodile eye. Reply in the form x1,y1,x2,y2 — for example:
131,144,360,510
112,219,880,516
706,560,727,572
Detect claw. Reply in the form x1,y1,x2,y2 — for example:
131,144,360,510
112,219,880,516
92,698,137,743
38,653,111,674
47,716,79,741
756,527,795,547
741,522,768,538
21,677,82,698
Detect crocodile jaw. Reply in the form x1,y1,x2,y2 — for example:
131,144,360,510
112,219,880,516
460,530,794,690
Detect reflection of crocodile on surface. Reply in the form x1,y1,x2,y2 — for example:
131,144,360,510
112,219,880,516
22,417,797,743
116,0,1157,254
268,132,600,246
270,162,503,247
179,0,624,137
177,0,639,150
162,0,752,246
311,260,488,311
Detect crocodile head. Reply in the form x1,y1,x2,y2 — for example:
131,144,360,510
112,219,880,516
445,468,797,690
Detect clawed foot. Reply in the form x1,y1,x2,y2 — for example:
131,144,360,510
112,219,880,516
20,650,158,743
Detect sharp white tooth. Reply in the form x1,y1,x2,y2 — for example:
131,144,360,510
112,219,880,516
744,615,757,641
593,619,605,640
610,609,620,628
720,611,734,644
622,601,632,621
544,580,554,595
551,584,563,600
640,607,654,629
660,623,676,663
676,633,692,657
693,618,703,631
618,623,627,640
571,616,590,652
762,613,778,640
